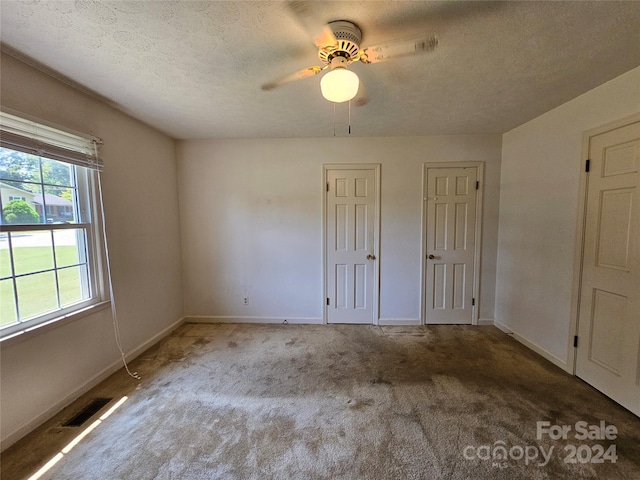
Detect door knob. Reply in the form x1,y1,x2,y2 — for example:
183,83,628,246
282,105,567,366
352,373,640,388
366,254,376,260
428,254,435,259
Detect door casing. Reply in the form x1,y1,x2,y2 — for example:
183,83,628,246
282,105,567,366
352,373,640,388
322,164,381,325
421,162,484,325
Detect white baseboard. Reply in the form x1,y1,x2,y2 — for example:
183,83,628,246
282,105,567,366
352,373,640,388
185,316,323,325
189,317,425,326
124,316,186,360
494,320,513,333
494,320,567,371
477,318,494,326
1,316,185,451
378,318,422,326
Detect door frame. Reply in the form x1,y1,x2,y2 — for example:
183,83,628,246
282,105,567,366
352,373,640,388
421,162,484,325
568,112,640,374
322,163,381,325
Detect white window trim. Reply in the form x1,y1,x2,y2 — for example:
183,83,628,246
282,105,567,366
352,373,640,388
0,110,108,340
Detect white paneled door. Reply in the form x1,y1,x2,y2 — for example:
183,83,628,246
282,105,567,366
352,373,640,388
425,167,478,324
325,166,379,324
576,120,640,415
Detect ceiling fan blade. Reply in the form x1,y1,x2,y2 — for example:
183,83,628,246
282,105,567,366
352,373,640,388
377,2,502,35
261,65,325,91
360,36,438,64
287,1,338,49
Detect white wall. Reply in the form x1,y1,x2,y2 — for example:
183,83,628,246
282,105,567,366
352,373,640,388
0,53,184,449
496,67,640,369
177,135,502,324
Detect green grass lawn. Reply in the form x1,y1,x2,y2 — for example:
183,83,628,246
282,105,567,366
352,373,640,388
0,246,85,327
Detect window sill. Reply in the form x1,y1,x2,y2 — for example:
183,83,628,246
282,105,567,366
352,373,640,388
0,300,111,347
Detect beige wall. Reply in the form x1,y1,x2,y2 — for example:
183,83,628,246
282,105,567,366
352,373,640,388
0,53,184,449
177,135,502,324
496,66,640,369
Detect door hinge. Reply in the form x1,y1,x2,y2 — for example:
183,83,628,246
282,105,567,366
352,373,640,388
475,181,479,190
327,298,330,306
472,298,475,306
326,182,329,192
585,159,590,172
574,335,578,348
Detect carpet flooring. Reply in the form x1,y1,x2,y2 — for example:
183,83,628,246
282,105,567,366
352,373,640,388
2,323,640,479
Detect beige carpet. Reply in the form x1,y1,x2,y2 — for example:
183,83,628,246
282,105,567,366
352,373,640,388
3,324,640,479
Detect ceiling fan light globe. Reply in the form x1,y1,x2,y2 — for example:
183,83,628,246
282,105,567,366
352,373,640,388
320,69,359,103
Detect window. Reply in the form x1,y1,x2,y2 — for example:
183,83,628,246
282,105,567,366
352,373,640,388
0,110,105,338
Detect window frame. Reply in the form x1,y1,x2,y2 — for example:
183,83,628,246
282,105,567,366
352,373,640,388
0,112,107,340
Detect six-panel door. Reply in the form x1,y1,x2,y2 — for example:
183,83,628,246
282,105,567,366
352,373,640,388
326,169,376,324
425,167,478,324
576,120,640,415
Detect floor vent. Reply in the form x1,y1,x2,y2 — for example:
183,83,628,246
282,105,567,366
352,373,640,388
63,398,113,427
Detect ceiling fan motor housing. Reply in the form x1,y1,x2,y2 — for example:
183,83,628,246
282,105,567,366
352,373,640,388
318,20,362,64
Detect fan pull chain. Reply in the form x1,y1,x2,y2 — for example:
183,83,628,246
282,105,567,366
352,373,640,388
349,100,352,135
333,102,336,137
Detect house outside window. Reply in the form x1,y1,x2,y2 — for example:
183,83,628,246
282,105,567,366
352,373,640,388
0,110,106,338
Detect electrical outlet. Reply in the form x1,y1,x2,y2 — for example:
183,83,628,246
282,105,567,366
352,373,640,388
243,297,249,305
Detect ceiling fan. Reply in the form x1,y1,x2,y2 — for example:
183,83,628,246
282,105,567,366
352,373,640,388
261,1,438,104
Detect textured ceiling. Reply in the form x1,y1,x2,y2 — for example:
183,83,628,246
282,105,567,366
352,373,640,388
1,1,639,139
